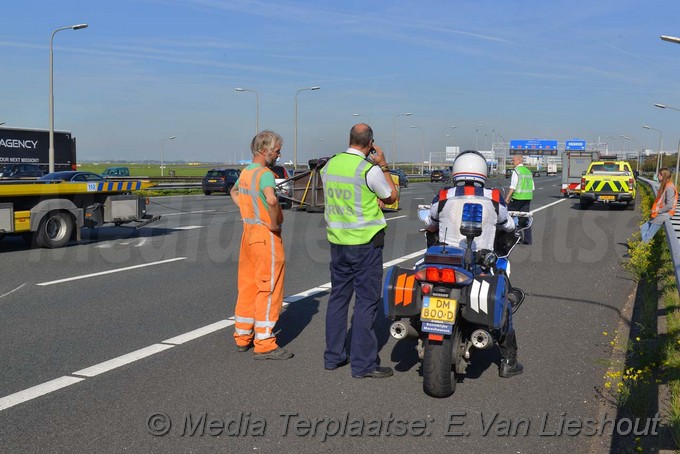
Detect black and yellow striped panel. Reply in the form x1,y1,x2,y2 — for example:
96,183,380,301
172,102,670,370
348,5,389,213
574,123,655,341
97,181,142,192
583,179,628,192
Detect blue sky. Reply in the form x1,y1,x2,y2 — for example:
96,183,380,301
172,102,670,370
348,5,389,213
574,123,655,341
2,0,680,164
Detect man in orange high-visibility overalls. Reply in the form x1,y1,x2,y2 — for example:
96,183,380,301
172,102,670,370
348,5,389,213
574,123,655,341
230,130,293,360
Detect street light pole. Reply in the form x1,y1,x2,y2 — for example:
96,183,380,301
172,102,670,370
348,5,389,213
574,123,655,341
49,23,88,173
443,125,458,139
410,125,425,171
642,125,664,175
294,86,320,171
620,135,641,172
474,124,483,150
392,112,413,165
661,35,680,44
654,103,680,185
161,136,176,177
235,88,259,136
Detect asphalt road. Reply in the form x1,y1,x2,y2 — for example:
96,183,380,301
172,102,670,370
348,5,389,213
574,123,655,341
0,175,641,453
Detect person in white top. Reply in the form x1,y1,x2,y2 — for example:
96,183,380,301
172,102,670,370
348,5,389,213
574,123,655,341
425,150,524,378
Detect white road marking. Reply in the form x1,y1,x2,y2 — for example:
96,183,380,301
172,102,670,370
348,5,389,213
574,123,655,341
0,283,26,300
173,225,203,230
36,258,187,286
385,215,407,221
531,198,567,213
1,197,566,412
162,320,234,345
0,376,84,411
161,210,217,217
72,344,175,377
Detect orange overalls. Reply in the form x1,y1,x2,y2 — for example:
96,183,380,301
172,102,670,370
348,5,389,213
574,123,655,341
233,166,285,353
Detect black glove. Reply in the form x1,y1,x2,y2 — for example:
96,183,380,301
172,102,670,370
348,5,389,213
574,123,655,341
426,231,438,247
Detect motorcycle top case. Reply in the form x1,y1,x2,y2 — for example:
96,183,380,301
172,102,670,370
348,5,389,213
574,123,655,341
383,266,422,318
460,274,509,329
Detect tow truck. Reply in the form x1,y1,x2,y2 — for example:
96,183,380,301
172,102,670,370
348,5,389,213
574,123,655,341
0,179,160,248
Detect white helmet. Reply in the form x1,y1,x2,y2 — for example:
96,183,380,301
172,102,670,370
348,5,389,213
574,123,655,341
451,150,488,185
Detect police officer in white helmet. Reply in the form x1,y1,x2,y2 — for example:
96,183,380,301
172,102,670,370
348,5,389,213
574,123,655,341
424,150,524,378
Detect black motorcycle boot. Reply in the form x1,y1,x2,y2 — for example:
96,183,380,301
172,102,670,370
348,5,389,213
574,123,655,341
499,357,523,378
499,330,523,378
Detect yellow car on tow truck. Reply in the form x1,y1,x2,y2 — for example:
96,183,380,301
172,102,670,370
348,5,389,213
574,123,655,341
0,178,159,248
579,160,636,210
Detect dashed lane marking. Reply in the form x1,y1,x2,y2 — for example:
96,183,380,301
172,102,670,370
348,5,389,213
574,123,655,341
1,198,566,412
36,258,187,286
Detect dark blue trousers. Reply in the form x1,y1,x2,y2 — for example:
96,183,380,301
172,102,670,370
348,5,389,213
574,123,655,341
508,199,532,245
325,242,383,376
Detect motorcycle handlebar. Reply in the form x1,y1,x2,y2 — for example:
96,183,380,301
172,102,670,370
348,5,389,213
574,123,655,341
507,211,532,218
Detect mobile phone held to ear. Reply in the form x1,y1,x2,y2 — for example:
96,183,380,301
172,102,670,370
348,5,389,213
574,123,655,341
370,147,377,155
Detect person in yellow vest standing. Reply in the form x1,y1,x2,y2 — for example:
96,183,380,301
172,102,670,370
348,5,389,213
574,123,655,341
505,154,535,245
641,167,678,242
320,124,398,378
230,130,292,360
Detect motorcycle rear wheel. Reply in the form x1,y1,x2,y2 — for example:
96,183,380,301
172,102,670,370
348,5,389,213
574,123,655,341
423,324,462,398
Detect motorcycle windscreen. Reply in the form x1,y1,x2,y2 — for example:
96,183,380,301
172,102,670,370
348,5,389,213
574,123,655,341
461,274,509,329
383,266,421,318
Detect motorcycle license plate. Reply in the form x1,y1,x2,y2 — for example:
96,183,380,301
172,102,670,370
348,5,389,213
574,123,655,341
208,179,217,183
599,195,615,201
421,296,457,324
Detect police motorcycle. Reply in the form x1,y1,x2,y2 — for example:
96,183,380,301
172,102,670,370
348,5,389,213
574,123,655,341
383,204,532,398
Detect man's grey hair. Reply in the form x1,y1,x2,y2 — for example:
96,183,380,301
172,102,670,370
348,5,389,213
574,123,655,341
251,130,283,155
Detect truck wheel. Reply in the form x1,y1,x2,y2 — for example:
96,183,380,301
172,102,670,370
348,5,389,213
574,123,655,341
36,211,74,249
627,200,636,210
422,324,460,398
203,190,212,196
579,199,590,210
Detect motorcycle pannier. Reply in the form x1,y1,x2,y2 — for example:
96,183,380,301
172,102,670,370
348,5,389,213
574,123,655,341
461,274,509,329
383,266,422,318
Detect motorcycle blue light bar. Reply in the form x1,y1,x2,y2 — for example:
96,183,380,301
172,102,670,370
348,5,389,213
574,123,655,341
462,203,483,223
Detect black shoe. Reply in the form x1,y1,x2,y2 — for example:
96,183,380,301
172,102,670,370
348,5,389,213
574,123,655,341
236,343,253,353
499,358,523,378
325,358,349,371
352,366,393,379
254,346,293,360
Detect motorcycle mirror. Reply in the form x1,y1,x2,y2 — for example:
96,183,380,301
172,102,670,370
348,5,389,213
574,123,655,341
417,208,429,223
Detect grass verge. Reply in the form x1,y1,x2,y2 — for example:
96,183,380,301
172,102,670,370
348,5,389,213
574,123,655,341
604,183,680,452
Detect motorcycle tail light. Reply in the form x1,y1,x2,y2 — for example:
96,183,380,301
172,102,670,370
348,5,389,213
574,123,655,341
441,268,456,283
426,267,440,281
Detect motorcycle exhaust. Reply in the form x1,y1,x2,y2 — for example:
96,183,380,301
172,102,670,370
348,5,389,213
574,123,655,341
470,329,493,349
390,320,419,340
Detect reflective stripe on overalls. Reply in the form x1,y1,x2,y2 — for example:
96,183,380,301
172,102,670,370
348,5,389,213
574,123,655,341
233,165,285,352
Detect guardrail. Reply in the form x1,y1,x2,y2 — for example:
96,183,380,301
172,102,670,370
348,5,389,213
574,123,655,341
639,177,680,297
